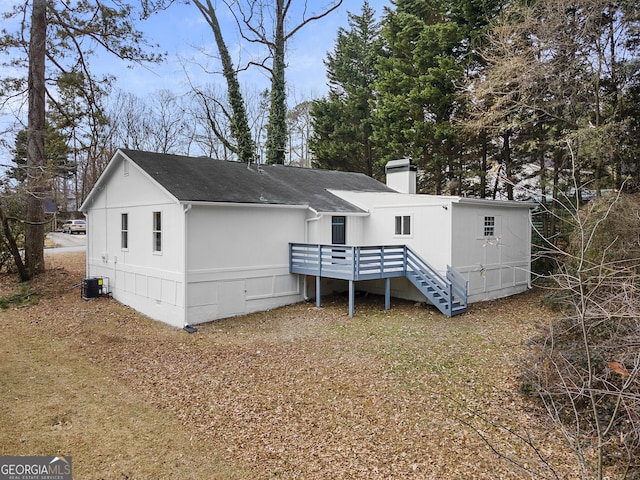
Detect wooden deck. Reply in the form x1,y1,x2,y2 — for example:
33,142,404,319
289,243,468,317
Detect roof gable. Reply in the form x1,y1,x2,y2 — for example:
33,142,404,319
118,149,393,213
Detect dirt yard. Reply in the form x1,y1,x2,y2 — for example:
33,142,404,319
0,252,576,479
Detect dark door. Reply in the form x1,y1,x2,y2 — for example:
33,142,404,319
332,216,346,245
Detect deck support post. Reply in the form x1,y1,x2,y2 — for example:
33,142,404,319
315,276,321,307
348,280,355,317
385,277,391,310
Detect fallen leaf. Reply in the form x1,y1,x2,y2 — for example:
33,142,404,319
609,361,630,378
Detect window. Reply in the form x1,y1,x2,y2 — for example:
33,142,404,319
152,211,162,253
332,216,346,245
395,215,411,236
121,213,128,250
484,216,495,237
123,159,129,176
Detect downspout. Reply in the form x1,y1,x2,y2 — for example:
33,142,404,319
104,185,108,268
183,203,192,327
304,209,322,243
83,209,90,279
303,209,322,301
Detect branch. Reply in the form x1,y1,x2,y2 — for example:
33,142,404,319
285,0,343,41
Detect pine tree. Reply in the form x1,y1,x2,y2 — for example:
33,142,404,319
24,0,47,278
310,1,384,177
373,0,504,194
10,126,72,183
372,0,466,194
0,1,163,279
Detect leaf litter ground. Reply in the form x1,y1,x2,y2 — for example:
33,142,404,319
0,252,578,479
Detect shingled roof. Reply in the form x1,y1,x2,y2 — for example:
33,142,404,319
121,149,393,213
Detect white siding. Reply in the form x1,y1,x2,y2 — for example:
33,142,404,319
305,214,365,245
451,204,531,302
330,191,454,271
83,153,532,326
331,190,532,304
84,157,186,327
184,204,307,324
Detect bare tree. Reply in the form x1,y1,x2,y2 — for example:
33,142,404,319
462,0,640,246
0,184,28,280
461,145,640,479
187,83,236,160
191,0,256,162
146,90,191,154
286,100,313,167
216,0,343,164
528,161,640,479
106,89,195,155
245,88,271,163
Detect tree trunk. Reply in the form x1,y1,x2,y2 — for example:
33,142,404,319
480,130,487,199
192,0,255,163
25,0,47,279
266,0,287,165
503,129,514,200
538,129,549,239
550,149,562,247
0,205,29,281
492,164,502,200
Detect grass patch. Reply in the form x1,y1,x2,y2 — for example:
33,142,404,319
0,282,38,309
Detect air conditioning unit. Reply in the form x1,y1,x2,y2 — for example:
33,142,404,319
82,277,109,299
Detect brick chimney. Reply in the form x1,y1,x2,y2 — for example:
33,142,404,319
385,158,417,194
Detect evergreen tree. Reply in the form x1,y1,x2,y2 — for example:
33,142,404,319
24,0,47,278
0,1,164,279
310,1,384,177
449,0,508,198
463,0,640,202
372,0,507,195
10,125,72,183
49,70,110,211
619,71,640,191
373,0,469,194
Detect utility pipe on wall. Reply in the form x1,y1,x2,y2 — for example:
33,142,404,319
183,203,192,327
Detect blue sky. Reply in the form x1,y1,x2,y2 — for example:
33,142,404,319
0,0,390,166
105,0,390,100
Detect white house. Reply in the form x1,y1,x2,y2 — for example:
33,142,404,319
80,150,534,328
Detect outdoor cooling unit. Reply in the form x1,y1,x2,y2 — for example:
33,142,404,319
82,277,109,299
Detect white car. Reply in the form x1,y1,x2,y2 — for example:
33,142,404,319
61,219,86,234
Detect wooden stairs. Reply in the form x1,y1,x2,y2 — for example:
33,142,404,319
289,243,468,317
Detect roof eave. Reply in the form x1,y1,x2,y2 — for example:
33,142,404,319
80,149,126,212
454,197,537,208
314,210,370,216
81,149,183,212
179,200,310,209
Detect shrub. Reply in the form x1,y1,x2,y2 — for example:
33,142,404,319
525,193,640,479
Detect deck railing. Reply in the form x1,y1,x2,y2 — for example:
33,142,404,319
289,244,407,281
